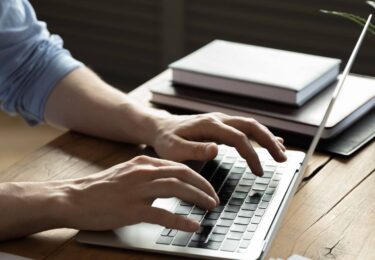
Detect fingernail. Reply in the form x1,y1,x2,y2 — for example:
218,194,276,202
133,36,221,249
205,143,217,157
209,196,217,208
279,149,287,161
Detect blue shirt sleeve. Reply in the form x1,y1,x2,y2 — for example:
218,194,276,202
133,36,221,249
0,0,83,125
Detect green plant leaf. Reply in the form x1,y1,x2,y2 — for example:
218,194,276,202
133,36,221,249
321,10,375,35
366,1,375,9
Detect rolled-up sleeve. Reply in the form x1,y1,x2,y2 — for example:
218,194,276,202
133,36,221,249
0,0,83,125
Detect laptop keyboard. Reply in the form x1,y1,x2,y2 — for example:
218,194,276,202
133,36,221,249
156,147,284,253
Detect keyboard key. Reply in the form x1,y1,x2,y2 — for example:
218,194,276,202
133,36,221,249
217,219,233,227
172,231,194,246
228,173,242,180
225,205,241,213
200,161,220,180
247,224,258,232
161,228,171,236
201,219,217,227
239,239,251,249
213,226,229,235
170,229,178,236
265,188,276,195
229,198,243,206
236,185,252,193
175,205,192,215
246,195,261,204
222,156,236,164
231,167,246,174
259,201,269,209
232,192,247,199
243,231,254,240
190,213,204,222
192,207,206,214
251,216,262,224
196,225,213,237
211,205,225,213
269,180,279,188
262,194,273,202
255,177,270,185
243,172,256,180
188,241,221,250
191,233,207,242
180,201,193,207
235,161,247,168
210,233,226,242
221,212,237,220
156,235,173,245
238,209,254,218
234,217,251,225
242,203,257,211
263,165,276,172
273,174,282,181
205,212,221,220
220,163,233,170
262,171,274,178
218,191,232,205
255,208,266,216
225,179,240,187
206,241,222,250
228,231,243,240
239,179,254,186
252,183,267,191
230,224,247,233
221,239,240,252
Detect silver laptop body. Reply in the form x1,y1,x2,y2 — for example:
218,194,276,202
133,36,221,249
76,15,372,260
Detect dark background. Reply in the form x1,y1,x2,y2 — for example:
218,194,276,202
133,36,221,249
31,0,375,92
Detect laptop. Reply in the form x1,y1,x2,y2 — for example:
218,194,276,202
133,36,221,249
76,15,372,260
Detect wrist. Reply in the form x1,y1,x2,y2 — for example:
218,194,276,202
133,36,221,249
119,101,171,147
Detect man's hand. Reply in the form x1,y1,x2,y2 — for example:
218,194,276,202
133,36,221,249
65,156,219,232
0,156,219,241
151,112,287,176
45,68,286,176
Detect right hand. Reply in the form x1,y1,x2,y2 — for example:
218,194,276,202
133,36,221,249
63,155,219,232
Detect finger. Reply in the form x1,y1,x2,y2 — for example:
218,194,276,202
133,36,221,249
146,178,217,210
169,136,219,162
146,165,219,204
143,207,200,232
130,155,182,167
186,120,264,176
223,117,287,162
276,136,284,144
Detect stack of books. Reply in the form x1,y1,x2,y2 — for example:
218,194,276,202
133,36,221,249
150,40,375,151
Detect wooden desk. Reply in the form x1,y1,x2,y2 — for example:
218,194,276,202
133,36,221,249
1,72,374,260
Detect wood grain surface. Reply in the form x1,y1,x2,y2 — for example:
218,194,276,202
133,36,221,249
0,71,373,260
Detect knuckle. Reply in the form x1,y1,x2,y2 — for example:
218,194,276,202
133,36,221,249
237,132,248,142
246,118,259,126
133,155,150,163
163,177,180,187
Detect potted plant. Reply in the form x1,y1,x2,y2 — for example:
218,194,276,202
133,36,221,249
321,1,374,35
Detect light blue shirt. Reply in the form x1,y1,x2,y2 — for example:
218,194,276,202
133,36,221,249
0,0,83,125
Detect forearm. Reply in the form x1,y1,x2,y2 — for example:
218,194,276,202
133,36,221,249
0,182,71,241
44,67,167,146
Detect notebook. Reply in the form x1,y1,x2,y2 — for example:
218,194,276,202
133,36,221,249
170,40,341,106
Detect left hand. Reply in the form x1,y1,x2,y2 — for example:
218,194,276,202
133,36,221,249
150,112,287,176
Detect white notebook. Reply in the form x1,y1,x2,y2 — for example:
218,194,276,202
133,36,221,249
170,40,341,106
